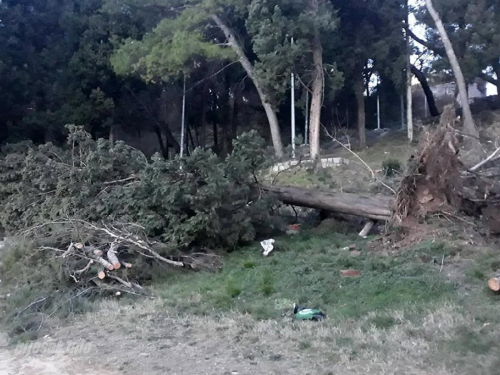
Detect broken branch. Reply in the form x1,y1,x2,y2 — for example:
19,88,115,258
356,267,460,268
359,221,375,237
75,260,94,275
470,147,500,172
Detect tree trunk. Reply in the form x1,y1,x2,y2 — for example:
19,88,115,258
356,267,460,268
492,61,500,99
308,0,324,161
187,123,196,151
259,184,393,221
228,89,237,152
109,124,115,144
159,88,181,155
154,126,168,159
308,23,323,158
201,91,207,148
355,65,366,149
406,5,414,142
425,0,478,140
410,64,440,116
213,120,219,154
211,14,284,157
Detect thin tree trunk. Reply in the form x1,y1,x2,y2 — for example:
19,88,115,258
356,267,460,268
201,92,207,148
406,5,413,142
231,94,239,142
425,0,478,140
211,14,284,157
109,124,115,145
213,120,219,154
492,61,500,99
309,1,323,161
159,88,181,154
355,65,366,149
410,64,440,116
187,123,196,151
154,126,168,159
228,89,236,153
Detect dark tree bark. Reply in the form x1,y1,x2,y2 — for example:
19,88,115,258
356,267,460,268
410,64,440,116
213,120,219,154
187,123,196,151
154,126,168,159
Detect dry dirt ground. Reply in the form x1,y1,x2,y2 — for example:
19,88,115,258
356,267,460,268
1,298,496,375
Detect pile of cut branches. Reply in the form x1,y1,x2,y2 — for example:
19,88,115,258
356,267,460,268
8,219,224,296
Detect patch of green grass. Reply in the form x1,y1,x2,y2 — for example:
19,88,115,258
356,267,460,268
242,261,257,269
156,230,455,323
446,326,495,355
226,279,242,298
298,340,312,350
259,271,275,296
367,315,397,330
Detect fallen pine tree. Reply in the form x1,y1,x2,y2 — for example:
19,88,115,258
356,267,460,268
258,184,393,221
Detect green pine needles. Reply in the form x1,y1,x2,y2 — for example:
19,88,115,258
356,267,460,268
0,126,278,252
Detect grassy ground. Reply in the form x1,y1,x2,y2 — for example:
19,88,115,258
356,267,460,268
3,213,500,375
156,231,452,321
4,120,500,374
128,226,500,374
270,131,412,193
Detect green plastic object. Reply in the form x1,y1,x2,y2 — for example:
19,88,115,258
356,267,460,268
293,303,326,321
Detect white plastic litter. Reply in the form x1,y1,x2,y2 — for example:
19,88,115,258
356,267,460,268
260,239,275,256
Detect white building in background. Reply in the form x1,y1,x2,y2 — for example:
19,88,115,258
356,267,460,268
412,78,492,118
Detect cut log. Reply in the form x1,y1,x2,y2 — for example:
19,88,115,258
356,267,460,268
119,259,133,268
359,221,375,237
96,257,114,271
259,184,393,221
107,242,121,270
97,270,106,280
488,277,500,292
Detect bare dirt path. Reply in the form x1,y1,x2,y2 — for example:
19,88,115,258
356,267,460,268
1,299,488,375
1,299,466,375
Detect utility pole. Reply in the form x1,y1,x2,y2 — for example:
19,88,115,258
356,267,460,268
291,37,296,158
180,75,186,158
377,95,381,130
376,77,381,130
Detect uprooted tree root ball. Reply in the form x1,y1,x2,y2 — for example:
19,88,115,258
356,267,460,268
395,105,500,234
396,105,463,221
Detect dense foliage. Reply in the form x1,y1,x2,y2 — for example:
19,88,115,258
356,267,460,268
0,127,277,251
0,0,415,158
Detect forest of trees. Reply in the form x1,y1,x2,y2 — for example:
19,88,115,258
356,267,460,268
1,0,499,158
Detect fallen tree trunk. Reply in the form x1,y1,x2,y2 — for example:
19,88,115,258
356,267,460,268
259,184,393,221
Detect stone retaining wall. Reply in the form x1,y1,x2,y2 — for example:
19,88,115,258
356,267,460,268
270,157,350,173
